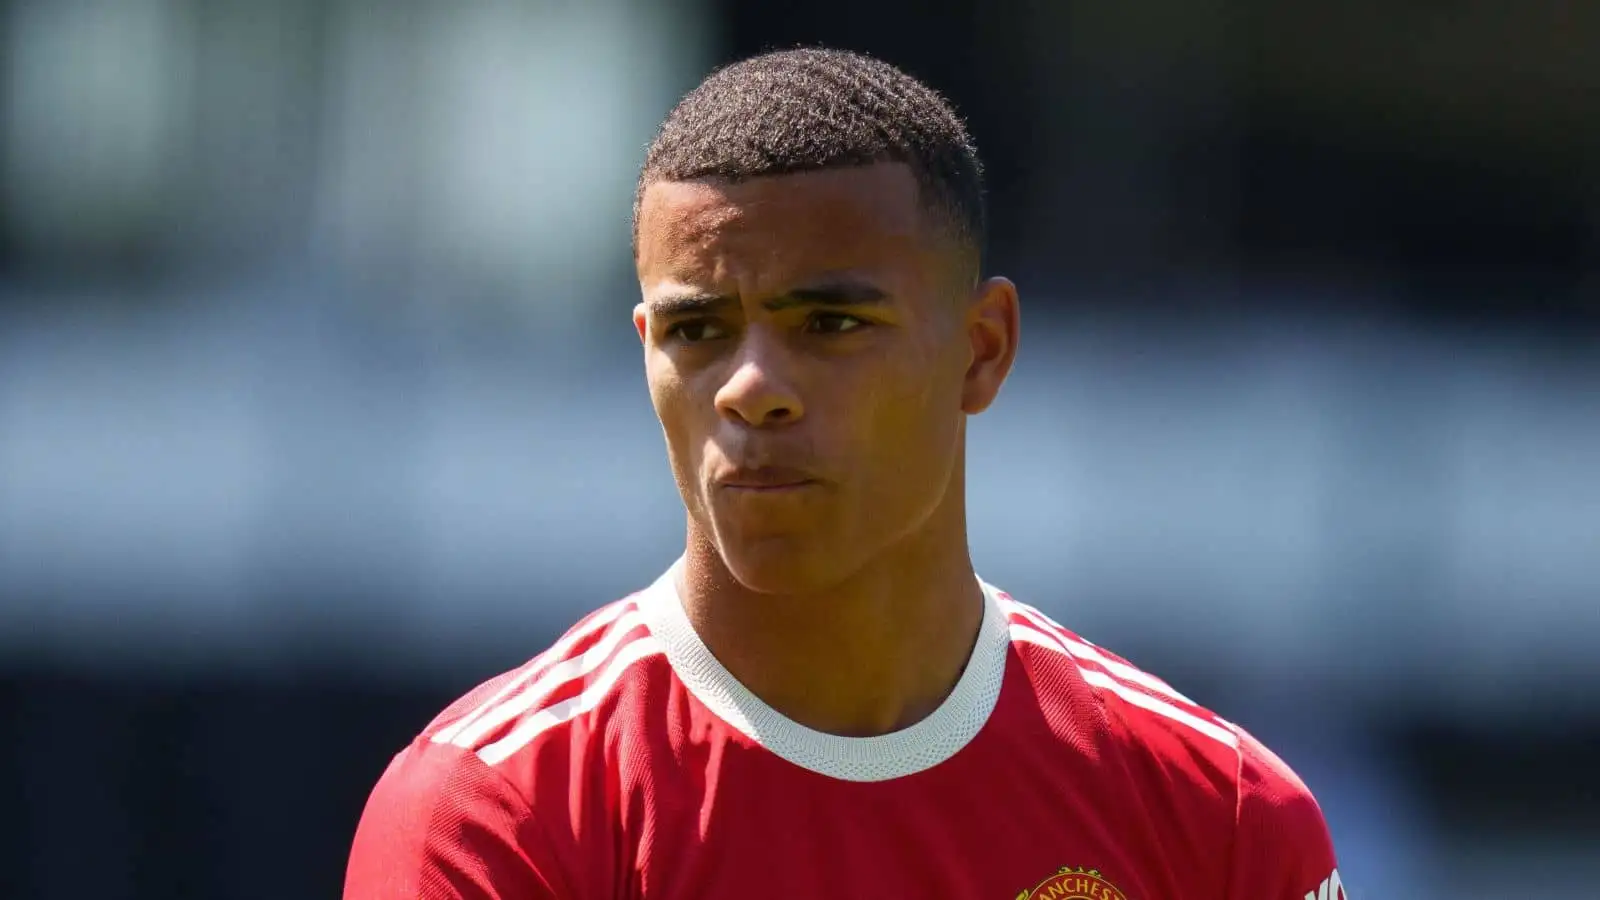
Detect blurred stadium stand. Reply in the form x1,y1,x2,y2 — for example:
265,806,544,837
1,1,1596,897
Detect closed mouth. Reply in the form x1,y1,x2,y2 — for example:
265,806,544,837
715,467,819,491
722,480,816,492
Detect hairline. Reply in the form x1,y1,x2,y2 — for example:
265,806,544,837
631,163,981,278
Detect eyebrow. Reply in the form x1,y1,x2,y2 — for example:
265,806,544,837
647,280,890,316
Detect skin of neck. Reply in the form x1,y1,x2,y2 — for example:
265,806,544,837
674,446,987,738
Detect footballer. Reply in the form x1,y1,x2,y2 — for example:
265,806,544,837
344,48,1346,899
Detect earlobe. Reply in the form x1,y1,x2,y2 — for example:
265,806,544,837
960,276,1020,415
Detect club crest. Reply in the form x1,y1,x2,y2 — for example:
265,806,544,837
1015,865,1129,900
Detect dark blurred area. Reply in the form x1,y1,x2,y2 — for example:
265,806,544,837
1,1,1597,897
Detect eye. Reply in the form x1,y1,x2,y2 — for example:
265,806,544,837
666,319,729,343
806,312,867,334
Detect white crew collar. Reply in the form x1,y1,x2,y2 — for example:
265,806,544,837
636,560,1011,782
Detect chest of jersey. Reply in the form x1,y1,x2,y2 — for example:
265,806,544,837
612,716,1222,900
635,772,1142,898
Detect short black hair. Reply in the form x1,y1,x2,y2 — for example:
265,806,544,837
635,47,986,265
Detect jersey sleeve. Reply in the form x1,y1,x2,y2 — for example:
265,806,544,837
1224,726,1346,900
343,739,569,900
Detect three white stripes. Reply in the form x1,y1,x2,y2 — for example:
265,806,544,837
998,594,1235,748
433,602,663,763
1006,626,1237,748
478,636,664,765
1001,597,1200,706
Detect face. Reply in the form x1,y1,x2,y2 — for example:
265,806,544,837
634,163,1017,594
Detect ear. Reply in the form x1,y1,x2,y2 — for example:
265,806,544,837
633,302,649,345
960,276,1020,415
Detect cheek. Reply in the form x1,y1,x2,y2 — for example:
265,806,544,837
851,353,960,460
649,367,709,466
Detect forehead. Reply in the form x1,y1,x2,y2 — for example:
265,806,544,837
635,163,933,286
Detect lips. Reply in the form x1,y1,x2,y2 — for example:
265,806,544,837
715,466,819,490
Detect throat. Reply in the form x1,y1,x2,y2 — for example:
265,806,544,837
675,558,987,738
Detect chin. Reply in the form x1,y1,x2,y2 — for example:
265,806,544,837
715,536,860,596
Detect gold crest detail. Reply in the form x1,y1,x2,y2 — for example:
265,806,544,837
1015,866,1129,900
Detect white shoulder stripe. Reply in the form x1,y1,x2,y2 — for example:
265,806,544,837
999,597,1196,706
478,635,664,765
1009,624,1238,748
431,601,636,746
441,608,648,750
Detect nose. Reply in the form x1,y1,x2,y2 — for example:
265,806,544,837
714,333,804,428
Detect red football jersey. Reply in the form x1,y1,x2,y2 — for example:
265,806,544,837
345,563,1344,899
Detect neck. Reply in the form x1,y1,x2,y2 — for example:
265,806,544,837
675,494,985,739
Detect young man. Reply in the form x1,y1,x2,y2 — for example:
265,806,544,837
344,48,1346,900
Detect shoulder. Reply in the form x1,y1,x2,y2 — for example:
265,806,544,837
993,586,1340,896
345,593,672,898
352,653,664,900
993,586,1239,772
423,592,668,767
1228,725,1342,897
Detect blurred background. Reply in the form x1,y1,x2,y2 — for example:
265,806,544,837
1,0,1597,896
